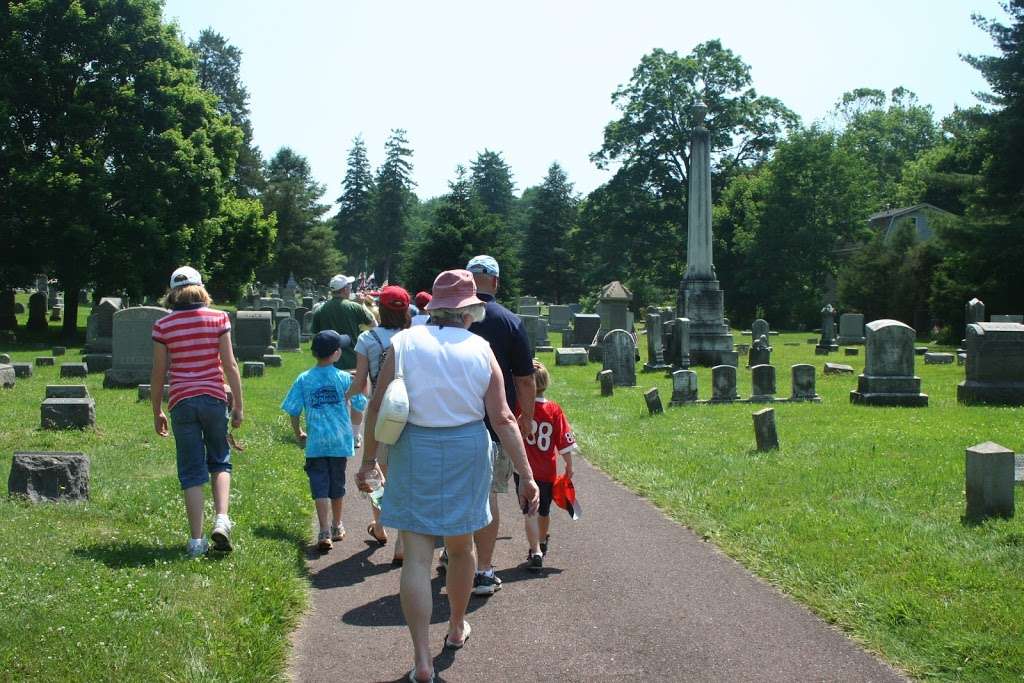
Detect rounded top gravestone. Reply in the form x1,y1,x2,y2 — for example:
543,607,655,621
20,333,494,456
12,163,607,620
864,319,916,377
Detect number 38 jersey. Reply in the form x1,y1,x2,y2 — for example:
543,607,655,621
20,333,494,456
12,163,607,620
518,398,577,483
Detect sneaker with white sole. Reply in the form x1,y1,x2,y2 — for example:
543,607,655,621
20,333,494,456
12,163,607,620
472,571,501,596
527,552,543,571
437,548,448,574
317,530,333,552
211,515,234,552
186,538,209,558
331,525,345,542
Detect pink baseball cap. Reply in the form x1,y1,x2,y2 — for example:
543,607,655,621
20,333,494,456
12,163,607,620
425,270,483,310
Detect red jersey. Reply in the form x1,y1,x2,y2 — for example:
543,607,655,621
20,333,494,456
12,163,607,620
152,306,231,410
520,398,576,483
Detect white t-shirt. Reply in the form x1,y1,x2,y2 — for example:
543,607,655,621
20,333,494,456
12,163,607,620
410,314,430,326
393,324,493,428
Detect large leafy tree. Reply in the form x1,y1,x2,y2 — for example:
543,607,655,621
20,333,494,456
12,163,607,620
374,129,415,280
260,147,336,284
592,41,799,200
334,135,376,273
0,0,240,339
400,167,519,298
470,149,516,218
520,163,579,303
189,28,264,198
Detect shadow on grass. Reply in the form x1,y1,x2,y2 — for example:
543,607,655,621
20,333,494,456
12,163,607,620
73,541,189,568
254,523,306,545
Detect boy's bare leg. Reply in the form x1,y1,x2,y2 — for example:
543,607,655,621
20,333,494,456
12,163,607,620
211,471,230,516
399,531,436,682
331,497,344,529
474,494,499,570
524,513,541,555
444,533,474,644
314,498,330,532
539,515,551,545
184,486,204,538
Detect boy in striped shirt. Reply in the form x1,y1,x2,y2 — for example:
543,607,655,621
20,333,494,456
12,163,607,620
151,266,244,558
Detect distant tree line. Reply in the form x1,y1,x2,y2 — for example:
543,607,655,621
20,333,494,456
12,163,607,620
2,0,1020,343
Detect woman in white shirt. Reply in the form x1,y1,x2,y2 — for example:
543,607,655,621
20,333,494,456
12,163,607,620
357,270,539,683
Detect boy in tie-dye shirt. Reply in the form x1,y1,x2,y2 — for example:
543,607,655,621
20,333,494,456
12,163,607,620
282,330,367,552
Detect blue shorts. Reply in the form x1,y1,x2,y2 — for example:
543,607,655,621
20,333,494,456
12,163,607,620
170,395,231,489
305,457,348,499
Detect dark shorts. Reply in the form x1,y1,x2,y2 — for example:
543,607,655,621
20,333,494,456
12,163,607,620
305,457,348,499
513,473,554,517
170,395,231,490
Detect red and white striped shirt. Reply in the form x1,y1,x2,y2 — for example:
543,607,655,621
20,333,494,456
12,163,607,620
152,306,231,410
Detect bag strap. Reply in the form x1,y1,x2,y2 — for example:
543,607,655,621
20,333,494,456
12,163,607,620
392,331,405,380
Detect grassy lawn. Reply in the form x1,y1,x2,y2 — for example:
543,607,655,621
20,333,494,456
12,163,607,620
2,295,1022,680
0,299,312,682
549,330,1023,681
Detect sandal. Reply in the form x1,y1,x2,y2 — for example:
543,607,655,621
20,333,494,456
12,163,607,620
443,621,471,650
367,523,387,546
407,669,435,683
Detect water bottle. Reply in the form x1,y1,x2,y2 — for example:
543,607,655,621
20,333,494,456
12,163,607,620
363,469,384,510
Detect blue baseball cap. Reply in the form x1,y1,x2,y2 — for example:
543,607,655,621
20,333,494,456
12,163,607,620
466,255,499,277
311,330,351,358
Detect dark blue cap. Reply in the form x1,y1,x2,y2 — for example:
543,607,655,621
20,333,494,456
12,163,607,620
311,330,351,358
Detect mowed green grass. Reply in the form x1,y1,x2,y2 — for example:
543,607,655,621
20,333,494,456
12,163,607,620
0,300,313,682
547,331,1024,681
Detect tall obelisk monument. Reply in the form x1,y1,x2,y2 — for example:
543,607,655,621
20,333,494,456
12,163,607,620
678,102,737,367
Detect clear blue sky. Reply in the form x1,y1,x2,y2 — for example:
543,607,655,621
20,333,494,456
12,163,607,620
162,0,1005,207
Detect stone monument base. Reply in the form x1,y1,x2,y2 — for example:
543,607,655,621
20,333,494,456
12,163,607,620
837,336,865,345
957,381,1024,406
850,374,928,406
642,361,671,373
103,368,150,388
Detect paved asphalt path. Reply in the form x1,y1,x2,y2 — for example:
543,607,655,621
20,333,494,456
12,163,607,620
289,454,906,683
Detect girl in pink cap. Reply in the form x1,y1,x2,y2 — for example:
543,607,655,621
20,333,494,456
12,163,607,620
357,269,539,683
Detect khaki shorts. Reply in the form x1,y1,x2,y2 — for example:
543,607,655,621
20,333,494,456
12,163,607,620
490,440,513,494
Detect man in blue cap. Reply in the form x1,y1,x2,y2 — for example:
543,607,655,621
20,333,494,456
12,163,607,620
457,254,536,595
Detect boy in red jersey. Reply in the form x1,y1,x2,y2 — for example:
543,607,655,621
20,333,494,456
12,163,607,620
151,266,244,558
513,360,576,571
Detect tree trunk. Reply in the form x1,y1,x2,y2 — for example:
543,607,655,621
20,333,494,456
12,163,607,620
61,283,80,343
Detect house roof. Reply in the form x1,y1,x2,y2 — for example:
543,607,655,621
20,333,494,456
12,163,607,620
867,203,953,221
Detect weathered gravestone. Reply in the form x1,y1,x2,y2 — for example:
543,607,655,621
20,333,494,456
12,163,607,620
850,319,928,406
278,317,301,352
294,305,310,330
302,310,315,340
263,354,283,367
137,384,170,402
83,354,112,373
555,348,587,366
710,365,739,402
519,315,540,357
601,329,636,387
837,313,866,345
27,292,48,332
665,317,691,372
242,361,265,378
964,297,986,337
747,335,771,368
644,388,664,415
234,311,275,361
0,353,10,364
844,347,859,356
670,369,698,405
749,364,776,402
751,319,769,343
573,314,601,359
8,452,90,502
817,304,838,353
923,352,954,365
60,363,88,378
104,307,169,388
518,304,541,317
825,362,855,375
0,290,17,330
85,298,123,353
957,322,1024,405
0,364,15,389
49,305,62,322
642,313,670,372
11,362,32,378
35,356,54,367
41,397,96,429
548,305,571,331
535,319,553,352
964,442,1014,522
598,369,614,397
52,346,65,356
789,364,821,402
752,408,779,451
46,385,88,398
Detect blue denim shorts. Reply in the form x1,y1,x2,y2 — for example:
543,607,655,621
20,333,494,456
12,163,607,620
170,395,231,489
305,457,348,499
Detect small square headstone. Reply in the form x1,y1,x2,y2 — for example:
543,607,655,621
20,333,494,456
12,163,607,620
598,369,614,397
964,441,1014,522
41,397,96,429
35,356,55,367
52,347,66,356
844,348,859,356
644,388,663,415
263,354,283,368
243,362,265,378
60,363,88,378
555,348,588,366
12,362,32,378
670,369,698,405
752,408,779,451
45,385,89,399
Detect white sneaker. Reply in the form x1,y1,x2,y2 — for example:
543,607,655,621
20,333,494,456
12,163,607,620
211,515,234,552
186,538,209,558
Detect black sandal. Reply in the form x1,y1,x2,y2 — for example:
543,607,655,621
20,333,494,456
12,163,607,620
367,523,387,546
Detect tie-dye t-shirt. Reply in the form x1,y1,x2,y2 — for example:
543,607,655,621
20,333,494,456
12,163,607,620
281,365,368,457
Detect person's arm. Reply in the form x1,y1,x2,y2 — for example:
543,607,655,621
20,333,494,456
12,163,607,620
346,351,370,399
484,353,540,515
355,348,393,491
290,414,307,447
561,449,574,480
513,373,536,436
151,341,169,437
218,333,244,428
